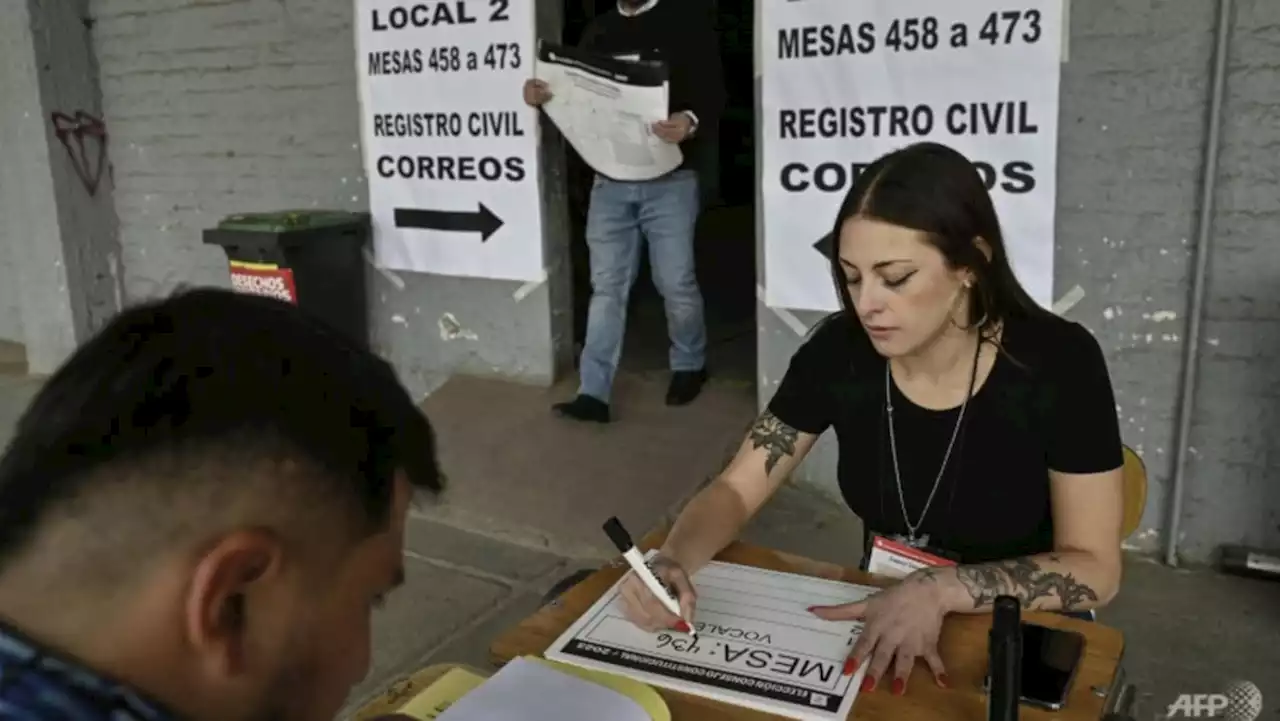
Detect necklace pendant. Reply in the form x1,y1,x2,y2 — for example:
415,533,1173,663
891,532,927,548
905,533,929,548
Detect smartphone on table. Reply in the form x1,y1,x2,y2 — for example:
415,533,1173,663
983,622,1086,711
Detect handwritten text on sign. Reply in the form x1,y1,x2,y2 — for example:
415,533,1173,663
762,1,1063,312
356,0,545,281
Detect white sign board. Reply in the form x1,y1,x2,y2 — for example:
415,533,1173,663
355,0,544,281
761,0,1063,312
546,558,876,721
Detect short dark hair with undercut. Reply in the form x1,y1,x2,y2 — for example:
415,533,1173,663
0,287,443,574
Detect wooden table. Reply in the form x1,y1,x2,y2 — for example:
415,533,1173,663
489,532,1126,721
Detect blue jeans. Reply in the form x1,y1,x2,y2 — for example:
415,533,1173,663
578,169,706,402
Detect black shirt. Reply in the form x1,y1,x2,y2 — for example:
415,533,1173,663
578,1,726,175
767,312,1124,565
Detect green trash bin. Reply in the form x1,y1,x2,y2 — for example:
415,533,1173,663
203,210,371,350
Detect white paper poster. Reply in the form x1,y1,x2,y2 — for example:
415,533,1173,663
761,0,1063,312
546,558,877,721
355,0,544,281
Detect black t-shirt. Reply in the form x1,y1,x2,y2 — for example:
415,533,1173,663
578,1,725,175
767,312,1124,565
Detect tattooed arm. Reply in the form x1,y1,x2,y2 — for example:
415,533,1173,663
658,410,821,574
914,467,1126,613
915,552,1111,614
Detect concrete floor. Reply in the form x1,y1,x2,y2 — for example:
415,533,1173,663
0,355,1277,720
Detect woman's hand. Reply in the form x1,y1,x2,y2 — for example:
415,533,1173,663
618,554,698,633
808,572,950,695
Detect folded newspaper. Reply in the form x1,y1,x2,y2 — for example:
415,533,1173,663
533,42,682,181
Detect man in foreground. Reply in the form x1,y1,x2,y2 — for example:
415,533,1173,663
0,288,443,720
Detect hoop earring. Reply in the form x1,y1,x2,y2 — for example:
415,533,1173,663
952,312,989,331
953,279,988,330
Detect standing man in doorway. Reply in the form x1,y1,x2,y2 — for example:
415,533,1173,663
524,0,726,423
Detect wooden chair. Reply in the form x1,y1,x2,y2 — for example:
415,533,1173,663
1098,445,1147,720
1120,445,1148,540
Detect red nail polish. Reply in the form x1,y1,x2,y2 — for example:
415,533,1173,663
860,675,876,692
842,657,857,676
673,620,691,633
891,678,905,696
937,673,950,688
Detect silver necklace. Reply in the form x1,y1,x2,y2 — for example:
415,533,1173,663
884,340,981,546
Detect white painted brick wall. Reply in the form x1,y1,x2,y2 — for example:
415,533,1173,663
88,0,565,401
89,0,370,300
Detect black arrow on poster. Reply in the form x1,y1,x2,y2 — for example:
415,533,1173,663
394,203,504,242
813,230,835,262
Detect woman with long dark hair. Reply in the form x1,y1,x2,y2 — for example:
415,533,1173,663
617,142,1125,695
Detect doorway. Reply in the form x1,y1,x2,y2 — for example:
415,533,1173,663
560,0,757,389
408,0,761,554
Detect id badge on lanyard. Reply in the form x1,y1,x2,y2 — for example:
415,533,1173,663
866,534,959,580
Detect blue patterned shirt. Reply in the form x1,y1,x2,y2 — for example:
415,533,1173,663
0,621,172,721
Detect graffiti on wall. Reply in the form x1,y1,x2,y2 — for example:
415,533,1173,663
50,111,110,196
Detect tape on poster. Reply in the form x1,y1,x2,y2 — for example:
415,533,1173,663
1061,0,1072,63
1051,284,1086,316
363,248,405,291
513,270,548,302
756,285,810,337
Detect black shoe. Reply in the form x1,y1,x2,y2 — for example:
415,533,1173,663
552,394,611,423
666,369,708,406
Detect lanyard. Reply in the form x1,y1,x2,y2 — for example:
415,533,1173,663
877,337,983,548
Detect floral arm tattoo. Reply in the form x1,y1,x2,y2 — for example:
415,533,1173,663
748,411,799,476
954,554,1099,611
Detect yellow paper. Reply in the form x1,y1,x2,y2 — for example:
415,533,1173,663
394,667,488,719
525,656,671,721
386,656,668,721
